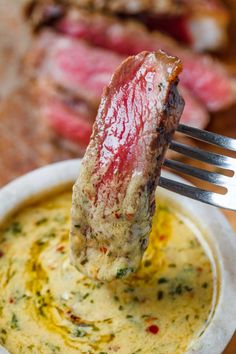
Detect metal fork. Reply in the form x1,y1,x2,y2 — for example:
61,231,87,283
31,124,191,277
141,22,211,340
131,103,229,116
159,124,236,211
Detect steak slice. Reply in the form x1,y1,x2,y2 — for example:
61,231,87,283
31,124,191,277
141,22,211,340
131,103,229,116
70,50,184,281
56,10,236,111
25,0,229,51
28,30,207,150
27,31,122,106
42,95,94,146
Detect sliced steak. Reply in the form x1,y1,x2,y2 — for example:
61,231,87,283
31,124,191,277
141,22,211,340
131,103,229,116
28,30,208,148
70,51,184,281
139,0,229,51
179,86,209,128
42,95,94,146
27,31,122,106
25,0,229,51
56,10,235,111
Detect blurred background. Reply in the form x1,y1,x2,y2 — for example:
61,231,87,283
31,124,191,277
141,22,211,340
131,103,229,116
0,1,235,351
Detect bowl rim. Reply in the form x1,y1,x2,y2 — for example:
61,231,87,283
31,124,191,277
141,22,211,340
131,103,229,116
0,158,235,354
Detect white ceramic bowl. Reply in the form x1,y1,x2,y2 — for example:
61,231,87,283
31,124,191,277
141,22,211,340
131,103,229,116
0,159,235,354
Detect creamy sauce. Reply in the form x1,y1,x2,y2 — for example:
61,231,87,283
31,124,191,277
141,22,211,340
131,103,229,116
0,191,215,354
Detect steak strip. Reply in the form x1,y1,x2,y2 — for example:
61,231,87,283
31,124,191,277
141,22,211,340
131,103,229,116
56,10,235,111
28,31,207,150
70,50,184,281
25,0,229,51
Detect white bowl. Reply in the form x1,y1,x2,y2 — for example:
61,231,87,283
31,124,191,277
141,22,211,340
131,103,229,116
0,159,235,354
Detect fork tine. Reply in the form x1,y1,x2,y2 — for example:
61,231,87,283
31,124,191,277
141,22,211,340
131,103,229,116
163,159,232,186
158,176,235,210
177,124,236,152
170,141,236,169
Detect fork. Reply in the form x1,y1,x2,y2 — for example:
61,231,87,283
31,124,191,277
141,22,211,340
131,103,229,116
159,124,236,211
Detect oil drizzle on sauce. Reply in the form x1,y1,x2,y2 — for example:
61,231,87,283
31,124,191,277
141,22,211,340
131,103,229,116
0,192,215,354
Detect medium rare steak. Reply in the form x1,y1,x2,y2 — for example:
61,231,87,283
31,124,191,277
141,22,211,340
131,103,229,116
70,50,184,281
28,30,207,148
24,8,235,148
57,10,236,111
25,0,229,51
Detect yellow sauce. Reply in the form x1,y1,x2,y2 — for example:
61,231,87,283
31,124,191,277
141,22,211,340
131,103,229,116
0,191,215,354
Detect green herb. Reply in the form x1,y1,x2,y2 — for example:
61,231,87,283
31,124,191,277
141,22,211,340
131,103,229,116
27,345,35,351
158,277,168,284
13,292,29,303
158,205,169,212
45,343,61,352
199,330,205,337
202,282,208,289
0,328,7,345
103,318,112,323
83,293,89,300
132,296,139,302
116,267,133,279
184,285,193,292
124,287,135,293
189,240,198,248
126,315,133,319
144,260,152,267
8,221,22,235
81,258,88,265
10,313,19,329
43,231,56,239
73,328,86,337
35,218,48,225
96,282,103,289
37,240,46,246
114,295,119,302
169,283,183,296
183,264,194,272
35,290,51,317
168,263,176,268
157,290,164,300
118,305,124,311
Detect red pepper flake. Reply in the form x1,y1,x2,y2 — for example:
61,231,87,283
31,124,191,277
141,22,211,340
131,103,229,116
0,250,4,258
114,213,120,219
159,235,166,241
125,213,134,221
146,324,159,334
108,345,120,352
56,245,65,253
9,297,14,304
86,191,94,201
145,317,158,323
100,247,108,254
197,267,203,273
67,312,82,325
